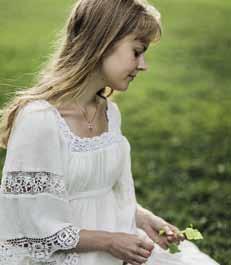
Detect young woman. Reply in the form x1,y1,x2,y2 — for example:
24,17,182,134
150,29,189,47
0,0,219,264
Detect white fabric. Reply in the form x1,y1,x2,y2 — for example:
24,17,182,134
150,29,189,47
0,99,219,265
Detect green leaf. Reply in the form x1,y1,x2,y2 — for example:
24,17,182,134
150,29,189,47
182,227,203,240
159,229,165,236
168,243,181,254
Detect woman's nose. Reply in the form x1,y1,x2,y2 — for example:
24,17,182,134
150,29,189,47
137,54,148,71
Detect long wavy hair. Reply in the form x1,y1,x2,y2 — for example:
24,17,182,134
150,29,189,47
0,0,162,149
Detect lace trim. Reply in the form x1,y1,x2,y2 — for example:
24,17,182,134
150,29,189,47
63,253,80,265
0,249,80,265
1,171,66,196
0,225,80,263
57,113,124,152
70,132,124,152
38,100,124,152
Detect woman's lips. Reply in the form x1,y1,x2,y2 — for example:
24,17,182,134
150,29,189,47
128,75,136,80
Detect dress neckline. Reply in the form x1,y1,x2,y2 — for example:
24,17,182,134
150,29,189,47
42,98,111,141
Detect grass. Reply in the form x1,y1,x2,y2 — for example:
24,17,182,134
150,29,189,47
0,0,230,264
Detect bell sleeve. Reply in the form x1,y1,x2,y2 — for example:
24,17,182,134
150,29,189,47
111,102,137,233
0,102,80,263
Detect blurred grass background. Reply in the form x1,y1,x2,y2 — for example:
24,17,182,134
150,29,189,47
0,0,230,264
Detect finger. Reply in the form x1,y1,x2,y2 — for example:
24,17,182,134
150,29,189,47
166,233,178,242
167,223,184,240
166,237,181,246
151,234,167,249
127,257,147,265
141,239,154,252
162,224,175,237
157,237,170,250
166,233,182,245
163,223,184,243
143,225,158,242
131,254,148,264
170,230,185,242
156,240,168,250
150,231,167,245
137,247,152,258
127,261,144,265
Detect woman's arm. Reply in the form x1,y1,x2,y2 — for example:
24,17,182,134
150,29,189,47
71,229,154,265
136,203,176,232
75,230,112,252
135,203,184,249
136,203,150,229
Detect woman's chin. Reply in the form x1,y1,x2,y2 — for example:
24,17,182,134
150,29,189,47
112,82,130,92
114,87,128,92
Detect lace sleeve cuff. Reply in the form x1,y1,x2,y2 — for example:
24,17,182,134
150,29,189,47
0,225,80,262
0,171,81,263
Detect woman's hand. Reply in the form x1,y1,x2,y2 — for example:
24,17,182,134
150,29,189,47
136,205,185,250
107,232,154,265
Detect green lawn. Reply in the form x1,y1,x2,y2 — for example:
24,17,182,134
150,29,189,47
0,0,230,264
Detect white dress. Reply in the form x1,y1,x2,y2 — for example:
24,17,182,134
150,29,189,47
0,99,219,265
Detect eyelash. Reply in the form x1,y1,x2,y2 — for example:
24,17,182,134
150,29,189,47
134,50,142,58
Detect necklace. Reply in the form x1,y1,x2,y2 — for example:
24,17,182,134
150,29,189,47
77,97,100,132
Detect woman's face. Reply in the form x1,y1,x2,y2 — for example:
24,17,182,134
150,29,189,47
101,34,149,91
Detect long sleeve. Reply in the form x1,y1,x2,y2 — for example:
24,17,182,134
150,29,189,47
0,101,80,264
111,102,137,234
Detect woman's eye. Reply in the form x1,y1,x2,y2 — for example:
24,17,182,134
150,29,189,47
134,50,141,58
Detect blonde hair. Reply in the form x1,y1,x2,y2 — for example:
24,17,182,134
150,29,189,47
0,0,162,149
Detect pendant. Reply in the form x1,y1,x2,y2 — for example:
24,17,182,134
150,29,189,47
88,123,93,131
